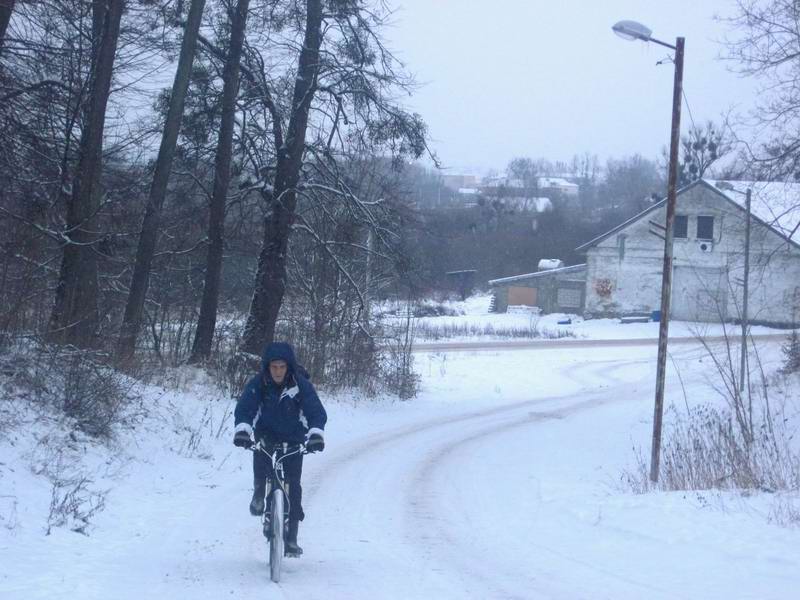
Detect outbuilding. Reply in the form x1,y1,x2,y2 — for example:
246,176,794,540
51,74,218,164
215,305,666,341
489,263,587,314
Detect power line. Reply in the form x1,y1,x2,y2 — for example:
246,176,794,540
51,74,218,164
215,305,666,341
682,89,698,132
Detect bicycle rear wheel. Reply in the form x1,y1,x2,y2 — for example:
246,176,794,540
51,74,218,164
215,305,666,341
269,489,284,582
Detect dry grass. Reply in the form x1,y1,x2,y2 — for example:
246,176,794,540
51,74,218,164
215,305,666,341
413,321,575,341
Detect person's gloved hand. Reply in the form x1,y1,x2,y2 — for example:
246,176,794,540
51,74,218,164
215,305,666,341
233,427,253,448
305,428,325,453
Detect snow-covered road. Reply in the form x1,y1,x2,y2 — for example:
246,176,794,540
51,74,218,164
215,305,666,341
272,341,799,600
4,339,799,600
297,389,624,600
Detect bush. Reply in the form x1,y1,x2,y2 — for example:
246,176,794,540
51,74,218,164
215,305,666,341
782,330,800,374
413,320,575,341
624,401,800,494
381,317,419,400
412,302,461,318
46,473,106,536
1,341,138,438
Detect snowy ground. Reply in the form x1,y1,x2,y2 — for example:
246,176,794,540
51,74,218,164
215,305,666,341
2,307,799,599
386,293,790,343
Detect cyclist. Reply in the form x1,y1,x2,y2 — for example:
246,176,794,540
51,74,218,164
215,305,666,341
233,341,327,556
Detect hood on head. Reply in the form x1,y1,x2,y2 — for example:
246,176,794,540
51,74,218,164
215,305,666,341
261,341,297,378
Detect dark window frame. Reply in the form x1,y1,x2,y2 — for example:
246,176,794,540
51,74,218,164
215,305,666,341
697,215,715,241
674,214,688,239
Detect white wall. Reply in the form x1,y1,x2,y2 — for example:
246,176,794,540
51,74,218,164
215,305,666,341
584,183,800,325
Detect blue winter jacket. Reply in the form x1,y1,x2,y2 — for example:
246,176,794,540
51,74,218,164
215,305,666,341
234,342,327,443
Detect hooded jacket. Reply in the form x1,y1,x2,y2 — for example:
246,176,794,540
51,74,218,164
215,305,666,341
234,342,327,443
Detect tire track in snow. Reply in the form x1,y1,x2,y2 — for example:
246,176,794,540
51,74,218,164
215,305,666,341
406,392,673,600
294,396,598,599
294,348,697,598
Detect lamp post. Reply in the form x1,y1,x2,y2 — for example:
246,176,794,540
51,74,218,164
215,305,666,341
613,20,685,483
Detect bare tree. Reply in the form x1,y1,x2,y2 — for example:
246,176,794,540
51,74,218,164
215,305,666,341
117,0,206,360
189,0,250,363
601,154,664,214
239,0,323,354
239,0,429,355
507,157,540,197
672,120,732,185
49,0,125,347
0,0,15,56
722,1,800,179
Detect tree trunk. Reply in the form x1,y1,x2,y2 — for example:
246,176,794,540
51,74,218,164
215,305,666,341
49,0,124,348
117,0,206,360
240,0,323,355
0,0,15,57
188,0,250,363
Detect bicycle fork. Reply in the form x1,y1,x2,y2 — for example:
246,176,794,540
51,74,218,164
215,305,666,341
262,478,291,540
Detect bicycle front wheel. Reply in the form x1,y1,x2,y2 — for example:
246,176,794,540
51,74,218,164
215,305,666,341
269,489,284,582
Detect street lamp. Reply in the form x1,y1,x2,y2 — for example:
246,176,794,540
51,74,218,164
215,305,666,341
613,20,685,483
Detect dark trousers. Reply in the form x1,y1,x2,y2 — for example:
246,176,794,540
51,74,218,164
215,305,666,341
253,445,305,522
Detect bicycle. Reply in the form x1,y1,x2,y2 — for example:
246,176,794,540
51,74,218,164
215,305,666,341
248,440,307,583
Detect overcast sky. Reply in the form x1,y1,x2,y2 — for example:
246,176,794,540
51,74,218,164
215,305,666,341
386,0,757,174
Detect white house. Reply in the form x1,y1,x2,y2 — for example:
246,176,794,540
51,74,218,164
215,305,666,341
576,179,800,326
538,177,579,197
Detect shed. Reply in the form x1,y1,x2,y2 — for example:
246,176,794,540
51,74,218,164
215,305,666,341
445,269,477,300
489,264,587,314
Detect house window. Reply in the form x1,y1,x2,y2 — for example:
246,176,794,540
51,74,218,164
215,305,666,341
674,215,688,239
697,216,714,240
617,234,626,261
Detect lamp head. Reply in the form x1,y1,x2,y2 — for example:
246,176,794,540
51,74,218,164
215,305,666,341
612,20,652,42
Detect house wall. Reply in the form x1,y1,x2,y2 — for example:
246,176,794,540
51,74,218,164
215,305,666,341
584,184,800,325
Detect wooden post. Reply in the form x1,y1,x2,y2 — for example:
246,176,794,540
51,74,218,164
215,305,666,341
650,36,684,483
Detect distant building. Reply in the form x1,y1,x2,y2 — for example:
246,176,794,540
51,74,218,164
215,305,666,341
576,179,800,325
489,264,587,314
442,174,479,191
538,177,579,197
479,174,579,204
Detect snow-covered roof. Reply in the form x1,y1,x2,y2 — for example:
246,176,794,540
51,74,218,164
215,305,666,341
539,177,579,189
708,180,800,241
488,264,586,286
576,179,800,252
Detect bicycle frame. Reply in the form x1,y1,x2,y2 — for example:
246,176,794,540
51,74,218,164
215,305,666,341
251,441,305,529
249,440,306,582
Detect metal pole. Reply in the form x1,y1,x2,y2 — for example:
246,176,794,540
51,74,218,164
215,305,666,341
739,188,752,393
650,36,685,483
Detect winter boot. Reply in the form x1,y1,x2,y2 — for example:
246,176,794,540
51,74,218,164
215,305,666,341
285,519,303,556
249,479,266,516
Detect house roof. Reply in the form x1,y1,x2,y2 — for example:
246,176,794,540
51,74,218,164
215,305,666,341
575,178,800,252
488,263,587,286
539,177,579,189
709,179,800,241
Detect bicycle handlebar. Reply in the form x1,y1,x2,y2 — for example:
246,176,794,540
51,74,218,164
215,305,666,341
248,440,307,459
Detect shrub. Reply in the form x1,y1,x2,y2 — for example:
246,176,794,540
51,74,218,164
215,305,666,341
624,400,800,494
412,302,461,318
413,321,575,341
46,474,106,536
1,341,138,438
782,330,800,374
